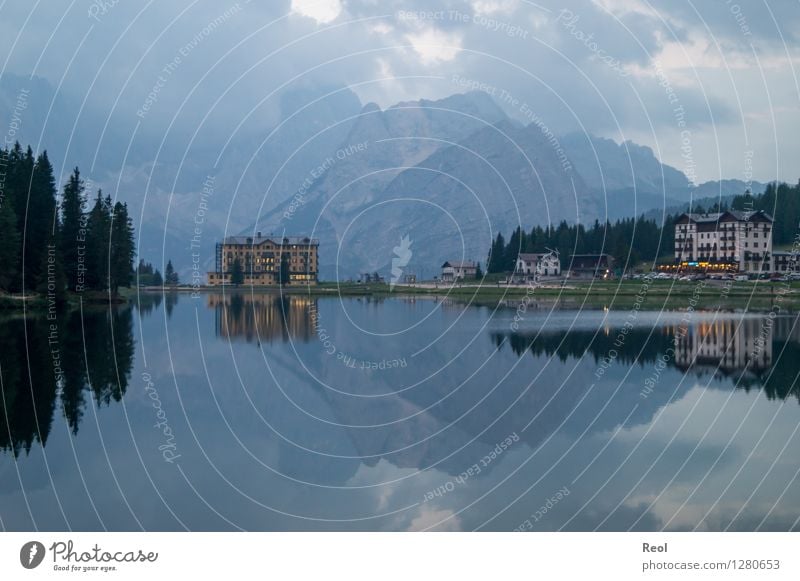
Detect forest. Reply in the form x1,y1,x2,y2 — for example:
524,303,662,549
486,181,800,273
0,143,135,298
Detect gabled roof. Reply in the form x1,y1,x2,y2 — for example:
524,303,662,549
676,210,773,224
223,235,319,245
518,252,557,261
442,260,477,268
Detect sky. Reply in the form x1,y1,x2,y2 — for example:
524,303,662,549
0,0,798,183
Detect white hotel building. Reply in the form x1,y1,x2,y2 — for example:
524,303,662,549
673,210,773,273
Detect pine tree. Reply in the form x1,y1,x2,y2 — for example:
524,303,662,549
0,197,20,290
164,260,179,286
60,167,86,290
474,262,483,280
30,151,61,293
230,257,244,286
7,143,32,241
109,202,135,292
487,232,505,273
85,191,111,290
152,269,163,286
279,253,290,285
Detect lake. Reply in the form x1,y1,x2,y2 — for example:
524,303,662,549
1,291,799,531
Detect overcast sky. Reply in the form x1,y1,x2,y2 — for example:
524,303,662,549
1,0,797,183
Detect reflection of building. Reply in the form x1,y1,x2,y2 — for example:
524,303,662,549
673,210,773,273
207,233,319,286
514,252,560,280
441,261,477,282
208,293,316,343
673,318,772,374
567,254,615,278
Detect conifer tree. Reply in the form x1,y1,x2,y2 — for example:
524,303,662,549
230,257,244,286
60,167,85,290
29,151,60,292
164,260,179,286
85,190,111,291
110,202,135,292
0,197,20,290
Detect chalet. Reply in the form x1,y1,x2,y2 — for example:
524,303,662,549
514,252,561,280
441,261,477,282
567,254,615,278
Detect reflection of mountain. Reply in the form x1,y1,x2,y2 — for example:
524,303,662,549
0,308,135,456
208,293,316,343
211,299,800,484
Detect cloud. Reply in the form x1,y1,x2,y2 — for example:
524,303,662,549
405,27,463,65
291,0,342,24
408,507,463,531
471,0,519,17
0,0,796,183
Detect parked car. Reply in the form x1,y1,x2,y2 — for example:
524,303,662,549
734,274,749,281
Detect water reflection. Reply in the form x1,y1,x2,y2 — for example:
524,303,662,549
208,293,316,343
0,307,134,456
492,313,800,403
2,296,800,531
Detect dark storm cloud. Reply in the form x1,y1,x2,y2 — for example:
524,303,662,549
0,0,796,181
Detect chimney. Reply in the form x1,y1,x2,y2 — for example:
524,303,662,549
257,231,262,237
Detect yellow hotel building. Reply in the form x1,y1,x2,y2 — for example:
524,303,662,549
207,233,319,286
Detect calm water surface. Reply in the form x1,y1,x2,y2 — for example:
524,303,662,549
1,292,799,531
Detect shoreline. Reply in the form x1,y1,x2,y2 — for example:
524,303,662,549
4,279,799,313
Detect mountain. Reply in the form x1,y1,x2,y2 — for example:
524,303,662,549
560,133,694,220
2,77,765,280
561,133,691,194
323,119,595,277
251,91,510,278
0,75,363,277
687,179,766,200
641,180,768,223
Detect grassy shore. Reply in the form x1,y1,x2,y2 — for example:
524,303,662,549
6,278,799,312
181,279,800,311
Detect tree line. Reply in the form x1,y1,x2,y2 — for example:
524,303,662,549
0,143,136,296
486,181,800,274
134,259,179,287
487,216,672,273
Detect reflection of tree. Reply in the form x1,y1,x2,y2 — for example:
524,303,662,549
0,316,58,455
493,318,800,404
741,340,800,403
491,327,672,368
164,292,178,319
60,311,87,434
134,292,163,318
0,307,135,456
